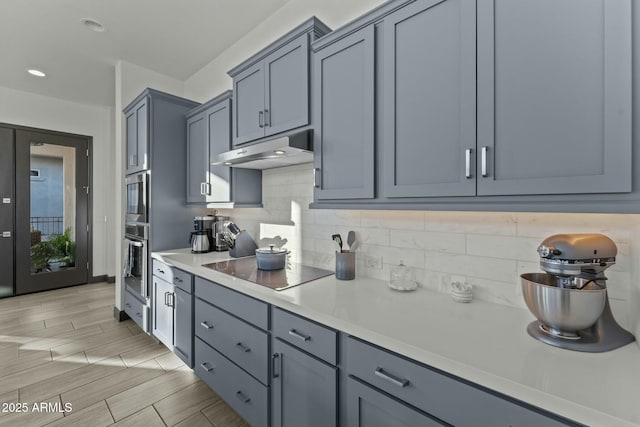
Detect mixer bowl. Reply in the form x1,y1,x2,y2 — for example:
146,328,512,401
520,273,606,338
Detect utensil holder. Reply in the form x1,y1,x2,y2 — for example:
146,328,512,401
336,251,355,280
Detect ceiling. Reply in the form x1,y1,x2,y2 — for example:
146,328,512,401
0,0,290,107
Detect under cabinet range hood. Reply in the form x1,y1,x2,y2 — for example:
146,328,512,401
211,130,313,170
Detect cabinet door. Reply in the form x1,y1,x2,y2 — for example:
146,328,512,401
264,33,310,137
346,377,446,427
206,98,232,202
272,339,337,427
125,98,149,175
477,0,632,195
313,26,375,200
152,276,174,349
382,0,476,198
186,112,207,204
173,286,193,367
233,63,266,146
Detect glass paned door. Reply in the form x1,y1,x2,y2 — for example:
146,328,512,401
15,130,89,294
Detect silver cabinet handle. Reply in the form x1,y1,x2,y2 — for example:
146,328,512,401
156,268,165,274
205,182,211,196
135,312,142,318
200,182,204,195
272,353,280,378
174,277,183,283
236,391,251,404
126,240,143,248
481,146,489,178
258,111,264,128
465,149,472,179
288,329,311,342
236,342,251,353
200,321,213,330
167,293,175,308
124,303,131,309
1,231,11,238
313,168,320,189
264,109,270,127
164,291,170,306
374,367,410,388
200,362,214,372
129,154,137,166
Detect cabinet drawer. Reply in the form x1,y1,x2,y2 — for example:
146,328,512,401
195,338,268,427
124,290,148,332
272,308,337,365
195,277,268,330
346,336,575,427
152,259,192,293
195,298,269,384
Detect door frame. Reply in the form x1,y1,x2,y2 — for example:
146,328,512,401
3,122,93,294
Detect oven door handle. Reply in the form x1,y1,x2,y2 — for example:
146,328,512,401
126,240,144,247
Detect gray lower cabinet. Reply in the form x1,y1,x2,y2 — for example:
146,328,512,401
186,91,262,207
346,336,579,427
229,18,331,147
151,263,193,368
272,339,337,427
312,25,375,200
346,376,447,427
152,276,174,349
125,96,148,175
476,0,632,196
195,337,269,427
382,0,476,198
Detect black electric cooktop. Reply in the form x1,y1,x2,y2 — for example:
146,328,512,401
202,256,334,291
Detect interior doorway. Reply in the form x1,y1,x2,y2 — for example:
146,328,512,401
8,127,91,295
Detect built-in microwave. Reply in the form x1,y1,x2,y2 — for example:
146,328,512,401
126,171,148,223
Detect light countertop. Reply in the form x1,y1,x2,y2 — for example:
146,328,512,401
153,248,640,427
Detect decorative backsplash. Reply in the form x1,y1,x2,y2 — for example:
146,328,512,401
220,164,640,332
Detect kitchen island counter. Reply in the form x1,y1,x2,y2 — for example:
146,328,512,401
153,248,640,427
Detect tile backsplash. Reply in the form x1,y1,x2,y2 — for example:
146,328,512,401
220,164,640,332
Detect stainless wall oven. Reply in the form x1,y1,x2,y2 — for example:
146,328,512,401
126,171,148,224
124,223,148,302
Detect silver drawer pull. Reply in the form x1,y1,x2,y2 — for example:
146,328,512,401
465,148,472,179
156,268,165,274
236,390,251,404
374,367,410,388
200,321,214,330
174,277,183,283
288,329,311,342
481,146,489,177
236,342,251,353
200,362,214,372
135,312,142,318
125,303,131,309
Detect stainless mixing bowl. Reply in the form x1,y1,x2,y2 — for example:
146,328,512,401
520,273,606,338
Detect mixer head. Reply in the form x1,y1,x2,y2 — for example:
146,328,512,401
537,233,616,279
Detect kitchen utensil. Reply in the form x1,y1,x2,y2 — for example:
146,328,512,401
227,222,258,258
333,240,342,253
520,233,634,352
349,240,360,252
332,234,343,251
389,261,417,291
256,245,289,270
335,251,355,280
227,222,241,236
347,231,356,251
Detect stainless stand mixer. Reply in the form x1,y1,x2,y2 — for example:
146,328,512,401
520,233,634,352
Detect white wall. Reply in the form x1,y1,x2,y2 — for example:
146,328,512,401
184,0,387,101
0,85,113,277
113,61,185,309
223,165,640,334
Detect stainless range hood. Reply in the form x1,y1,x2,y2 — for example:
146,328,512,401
211,130,313,170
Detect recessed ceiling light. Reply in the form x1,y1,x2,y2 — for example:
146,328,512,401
27,69,46,77
274,150,285,155
82,18,106,33
224,162,233,166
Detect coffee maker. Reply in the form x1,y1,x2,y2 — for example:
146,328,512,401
190,216,214,253
520,233,634,352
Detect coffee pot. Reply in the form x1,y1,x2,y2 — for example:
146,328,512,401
190,216,214,253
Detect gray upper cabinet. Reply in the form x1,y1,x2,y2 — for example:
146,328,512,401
476,0,632,196
272,339,337,427
125,97,148,175
313,25,375,200
382,0,476,198
186,91,262,207
229,17,331,147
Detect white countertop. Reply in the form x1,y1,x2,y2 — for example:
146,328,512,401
153,248,640,427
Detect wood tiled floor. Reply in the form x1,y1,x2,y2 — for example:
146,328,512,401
0,282,249,427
